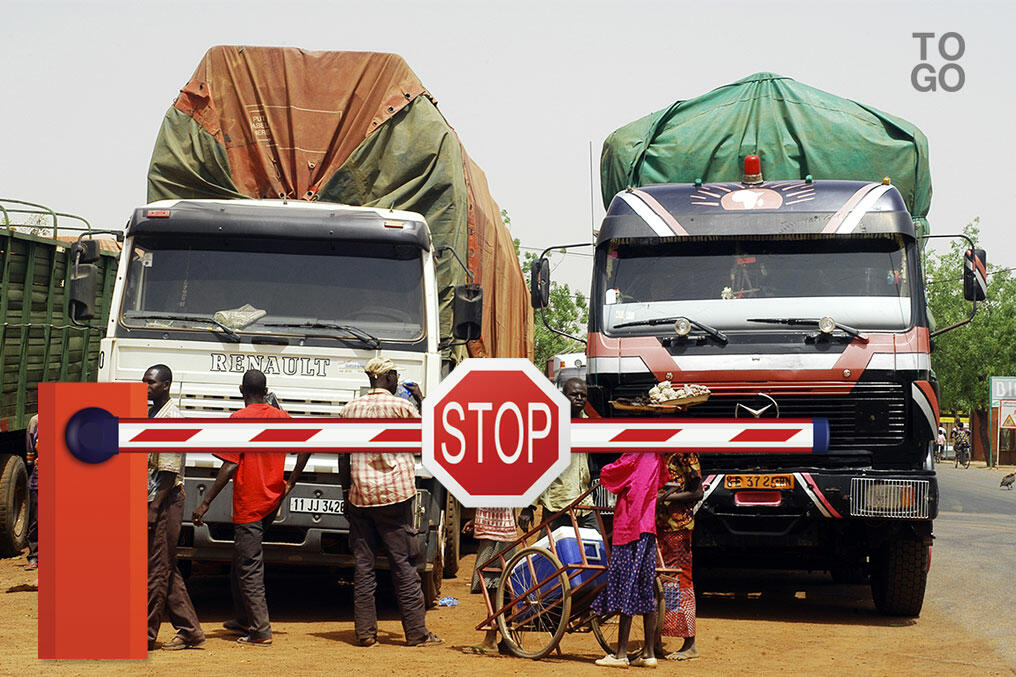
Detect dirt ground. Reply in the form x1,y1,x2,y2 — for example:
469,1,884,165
1,551,1012,677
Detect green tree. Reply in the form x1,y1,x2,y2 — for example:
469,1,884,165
504,209,588,369
925,219,1016,433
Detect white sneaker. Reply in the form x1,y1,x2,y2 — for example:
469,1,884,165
631,656,658,668
595,654,630,668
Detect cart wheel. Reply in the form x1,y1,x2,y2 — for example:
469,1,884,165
591,577,665,656
495,546,572,660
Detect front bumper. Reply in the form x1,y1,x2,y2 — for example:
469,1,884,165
696,467,938,553
701,467,938,523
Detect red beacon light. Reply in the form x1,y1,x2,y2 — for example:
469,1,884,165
742,155,763,185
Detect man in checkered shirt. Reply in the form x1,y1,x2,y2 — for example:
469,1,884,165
341,356,442,648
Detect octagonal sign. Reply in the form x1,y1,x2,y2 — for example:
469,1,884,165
422,358,571,508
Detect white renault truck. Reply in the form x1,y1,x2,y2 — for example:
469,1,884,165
84,198,481,603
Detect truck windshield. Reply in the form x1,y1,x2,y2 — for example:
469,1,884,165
598,235,914,334
120,235,426,341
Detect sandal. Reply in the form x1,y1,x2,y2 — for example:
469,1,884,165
462,645,496,655
237,635,272,646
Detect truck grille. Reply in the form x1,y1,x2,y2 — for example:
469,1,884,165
623,383,906,452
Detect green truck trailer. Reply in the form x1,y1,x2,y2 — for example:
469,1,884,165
0,199,119,556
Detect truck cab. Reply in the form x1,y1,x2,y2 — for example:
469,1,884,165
95,199,468,602
577,172,979,616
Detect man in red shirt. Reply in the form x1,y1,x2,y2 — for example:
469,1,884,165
192,369,309,646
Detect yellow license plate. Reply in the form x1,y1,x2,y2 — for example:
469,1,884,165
724,474,795,490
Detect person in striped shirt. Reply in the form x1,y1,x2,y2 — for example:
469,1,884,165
341,356,442,648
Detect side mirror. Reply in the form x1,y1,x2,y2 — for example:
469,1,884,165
963,248,987,302
71,239,100,264
530,257,551,309
69,264,98,321
452,283,483,341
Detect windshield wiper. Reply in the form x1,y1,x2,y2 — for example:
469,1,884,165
747,317,869,343
125,311,240,342
614,315,728,344
263,321,381,349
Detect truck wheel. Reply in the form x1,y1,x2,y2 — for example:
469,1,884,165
0,454,29,557
870,540,928,617
442,494,460,578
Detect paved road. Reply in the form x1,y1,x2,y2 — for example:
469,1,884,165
929,462,1016,668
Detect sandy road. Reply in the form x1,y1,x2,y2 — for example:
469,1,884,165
1,549,1013,677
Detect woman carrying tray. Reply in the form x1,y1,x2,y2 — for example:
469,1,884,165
592,451,669,668
655,452,703,661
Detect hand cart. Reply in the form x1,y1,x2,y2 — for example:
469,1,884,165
475,487,680,660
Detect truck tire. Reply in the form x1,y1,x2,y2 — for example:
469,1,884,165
442,494,460,578
870,539,928,617
0,454,29,557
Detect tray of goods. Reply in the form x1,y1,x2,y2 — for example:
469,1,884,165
610,382,710,412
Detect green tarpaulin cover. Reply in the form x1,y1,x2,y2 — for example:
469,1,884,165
601,73,932,236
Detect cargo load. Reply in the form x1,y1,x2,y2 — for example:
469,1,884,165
600,72,932,237
147,45,532,361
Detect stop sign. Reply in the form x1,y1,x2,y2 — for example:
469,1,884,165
422,358,571,508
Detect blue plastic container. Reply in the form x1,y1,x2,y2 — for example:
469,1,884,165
507,526,606,602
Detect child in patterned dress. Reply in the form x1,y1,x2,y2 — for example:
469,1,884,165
656,452,703,660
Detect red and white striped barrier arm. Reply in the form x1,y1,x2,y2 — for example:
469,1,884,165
116,417,826,454
117,418,421,453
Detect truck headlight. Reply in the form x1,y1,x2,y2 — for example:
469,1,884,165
849,478,930,518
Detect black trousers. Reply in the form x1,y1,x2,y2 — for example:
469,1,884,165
231,512,275,640
347,498,429,644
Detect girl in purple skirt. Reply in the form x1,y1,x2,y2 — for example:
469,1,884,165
593,451,669,668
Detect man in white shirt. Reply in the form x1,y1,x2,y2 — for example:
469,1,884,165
144,364,204,651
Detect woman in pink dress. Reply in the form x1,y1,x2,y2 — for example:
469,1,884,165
593,451,669,668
